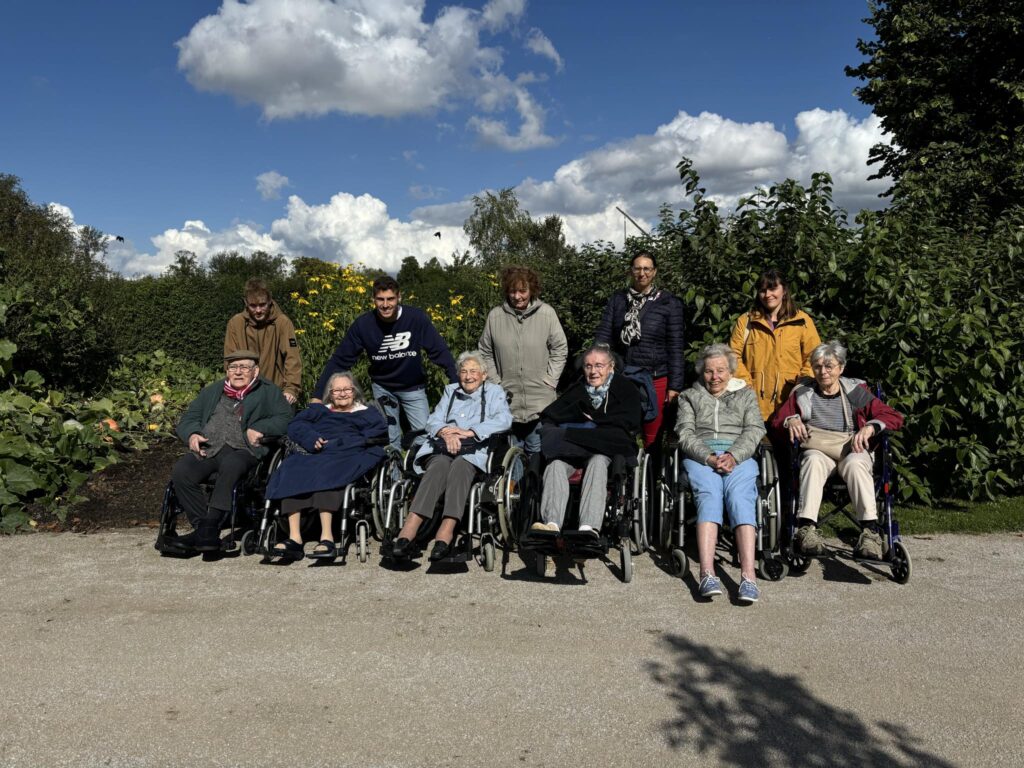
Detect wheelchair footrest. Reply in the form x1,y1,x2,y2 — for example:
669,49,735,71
522,530,608,559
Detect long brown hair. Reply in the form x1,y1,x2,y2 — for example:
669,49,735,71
752,268,798,321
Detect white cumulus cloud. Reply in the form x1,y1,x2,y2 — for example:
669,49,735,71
256,170,291,200
106,108,890,277
177,0,560,150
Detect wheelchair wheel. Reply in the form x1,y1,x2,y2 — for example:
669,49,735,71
784,549,812,573
372,454,402,540
357,523,368,563
534,553,547,578
482,539,495,572
758,555,788,581
497,446,526,546
631,451,655,553
670,548,688,577
890,540,912,583
619,541,633,583
240,529,257,556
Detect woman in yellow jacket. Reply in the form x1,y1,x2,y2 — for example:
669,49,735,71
729,269,820,422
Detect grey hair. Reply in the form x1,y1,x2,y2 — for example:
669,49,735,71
582,342,615,369
810,340,847,368
694,343,738,375
456,350,486,371
323,371,364,404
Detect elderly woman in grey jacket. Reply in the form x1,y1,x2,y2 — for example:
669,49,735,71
676,344,766,603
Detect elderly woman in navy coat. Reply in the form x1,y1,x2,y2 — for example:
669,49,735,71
266,371,387,559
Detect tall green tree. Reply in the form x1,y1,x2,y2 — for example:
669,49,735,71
463,188,573,273
847,0,1024,222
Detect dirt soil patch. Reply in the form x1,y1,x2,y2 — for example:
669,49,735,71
57,440,184,532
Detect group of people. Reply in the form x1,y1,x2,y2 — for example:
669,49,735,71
163,261,903,606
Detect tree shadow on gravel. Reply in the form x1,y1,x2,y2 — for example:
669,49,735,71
647,634,955,768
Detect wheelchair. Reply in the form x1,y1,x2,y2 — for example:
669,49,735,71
377,430,528,572
783,402,911,584
154,440,286,557
657,438,786,581
519,446,643,583
253,437,393,564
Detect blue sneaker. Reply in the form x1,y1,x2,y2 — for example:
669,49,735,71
738,578,760,603
698,572,723,598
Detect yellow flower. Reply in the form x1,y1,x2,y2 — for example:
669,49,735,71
455,314,463,321
295,329,306,335
322,320,335,331
308,289,319,296
321,282,332,290
450,296,462,306
290,291,300,300
468,307,476,316
356,286,366,294
297,297,310,305
308,311,320,318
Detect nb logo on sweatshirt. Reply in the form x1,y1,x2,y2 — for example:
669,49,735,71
378,332,412,353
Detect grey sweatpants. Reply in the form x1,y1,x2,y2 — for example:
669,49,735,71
540,455,611,530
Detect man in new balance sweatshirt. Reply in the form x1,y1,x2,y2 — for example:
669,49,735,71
313,275,458,449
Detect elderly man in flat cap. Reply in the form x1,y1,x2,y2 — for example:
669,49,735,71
166,349,292,553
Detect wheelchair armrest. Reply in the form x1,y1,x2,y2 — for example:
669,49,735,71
365,436,390,447
400,429,427,450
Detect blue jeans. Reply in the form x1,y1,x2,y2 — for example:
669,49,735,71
683,457,759,529
371,383,430,450
511,419,542,455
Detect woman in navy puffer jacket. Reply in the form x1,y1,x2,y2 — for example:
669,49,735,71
594,252,685,448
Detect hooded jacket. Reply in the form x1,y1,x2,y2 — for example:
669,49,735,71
478,299,568,422
728,308,820,421
224,303,302,401
675,378,765,465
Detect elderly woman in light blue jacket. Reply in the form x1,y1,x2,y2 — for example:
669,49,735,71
676,343,766,603
391,350,512,562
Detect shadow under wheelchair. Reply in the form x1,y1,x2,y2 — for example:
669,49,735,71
648,633,957,768
500,549,589,585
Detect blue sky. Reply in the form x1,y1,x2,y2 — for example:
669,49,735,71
1,1,885,275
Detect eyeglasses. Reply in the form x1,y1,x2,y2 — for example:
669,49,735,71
584,362,610,371
631,267,655,273
247,302,269,310
330,387,355,395
226,363,255,372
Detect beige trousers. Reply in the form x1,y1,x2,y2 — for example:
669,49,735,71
798,449,876,522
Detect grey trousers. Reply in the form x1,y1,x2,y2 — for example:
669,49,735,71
540,455,611,530
410,454,479,522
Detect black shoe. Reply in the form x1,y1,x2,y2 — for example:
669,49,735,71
160,531,197,553
195,523,221,552
428,540,451,562
391,537,413,560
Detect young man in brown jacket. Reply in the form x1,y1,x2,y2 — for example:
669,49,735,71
224,278,302,404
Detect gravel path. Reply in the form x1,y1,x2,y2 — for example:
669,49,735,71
1,529,1021,767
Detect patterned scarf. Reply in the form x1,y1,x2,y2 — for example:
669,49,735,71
585,372,614,409
620,287,657,346
223,377,257,401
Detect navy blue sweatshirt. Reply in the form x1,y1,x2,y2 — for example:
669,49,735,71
314,306,458,397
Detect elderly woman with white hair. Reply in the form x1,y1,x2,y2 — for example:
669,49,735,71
265,371,387,559
676,343,766,603
771,340,904,560
390,350,512,562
